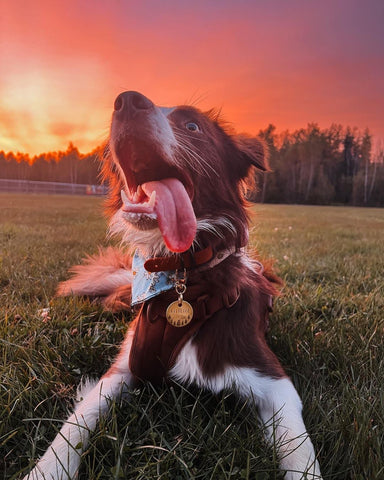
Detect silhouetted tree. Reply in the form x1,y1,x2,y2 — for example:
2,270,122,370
1,129,383,206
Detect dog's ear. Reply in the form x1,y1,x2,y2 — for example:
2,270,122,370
234,135,269,175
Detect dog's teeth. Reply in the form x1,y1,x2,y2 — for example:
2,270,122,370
133,185,145,203
147,190,156,208
121,189,130,205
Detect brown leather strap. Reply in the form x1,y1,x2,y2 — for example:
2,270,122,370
129,286,240,384
144,246,213,272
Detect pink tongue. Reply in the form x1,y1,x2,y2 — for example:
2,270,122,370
142,178,197,253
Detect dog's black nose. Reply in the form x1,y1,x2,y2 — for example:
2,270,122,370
114,91,154,115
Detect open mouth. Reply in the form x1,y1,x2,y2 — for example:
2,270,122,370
121,187,158,231
120,177,197,253
110,95,197,253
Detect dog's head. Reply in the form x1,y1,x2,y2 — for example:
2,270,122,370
103,91,268,255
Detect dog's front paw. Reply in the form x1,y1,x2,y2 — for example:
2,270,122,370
23,467,48,480
23,457,77,480
23,466,71,480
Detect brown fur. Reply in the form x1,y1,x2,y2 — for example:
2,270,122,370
24,92,321,480
57,247,132,300
40,92,322,480
59,93,283,376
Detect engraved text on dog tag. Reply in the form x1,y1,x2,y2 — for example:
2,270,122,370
166,300,193,327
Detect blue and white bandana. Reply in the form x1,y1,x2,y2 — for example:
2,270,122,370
131,246,242,306
131,250,175,306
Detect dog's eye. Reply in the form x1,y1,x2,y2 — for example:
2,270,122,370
186,122,200,132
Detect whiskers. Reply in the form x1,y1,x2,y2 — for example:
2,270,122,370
173,128,220,178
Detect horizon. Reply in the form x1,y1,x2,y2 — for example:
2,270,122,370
1,121,380,160
1,0,383,156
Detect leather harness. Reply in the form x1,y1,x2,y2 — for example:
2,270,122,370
128,248,240,384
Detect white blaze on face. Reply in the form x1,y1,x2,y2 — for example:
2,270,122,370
159,106,175,117
112,101,197,253
110,105,177,179
148,106,177,161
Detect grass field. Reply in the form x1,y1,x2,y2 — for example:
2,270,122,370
1,193,383,479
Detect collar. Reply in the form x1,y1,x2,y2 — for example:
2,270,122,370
131,246,239,306
144,246,214,272
144,245,240,273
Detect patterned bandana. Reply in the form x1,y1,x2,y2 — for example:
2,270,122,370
131,250,175,306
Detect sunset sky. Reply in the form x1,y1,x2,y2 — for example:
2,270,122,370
1,0,383,155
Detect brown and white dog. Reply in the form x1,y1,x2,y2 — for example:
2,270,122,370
24,91,322,479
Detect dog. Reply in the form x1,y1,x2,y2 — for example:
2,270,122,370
24,91,322,479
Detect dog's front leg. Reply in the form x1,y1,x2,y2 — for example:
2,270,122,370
236,371,321,480
170,342,321,479
24,332,134,480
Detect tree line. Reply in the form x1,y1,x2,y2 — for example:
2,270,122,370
0,143,101,185
1,124,383,206
254,123,384,206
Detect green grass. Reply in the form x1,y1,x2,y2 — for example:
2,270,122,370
1,194,384,479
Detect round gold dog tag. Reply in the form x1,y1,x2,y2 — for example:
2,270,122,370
166,300,194,327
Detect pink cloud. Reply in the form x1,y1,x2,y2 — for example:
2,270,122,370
1,0,383,154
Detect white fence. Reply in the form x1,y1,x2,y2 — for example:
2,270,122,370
0,179,108,196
